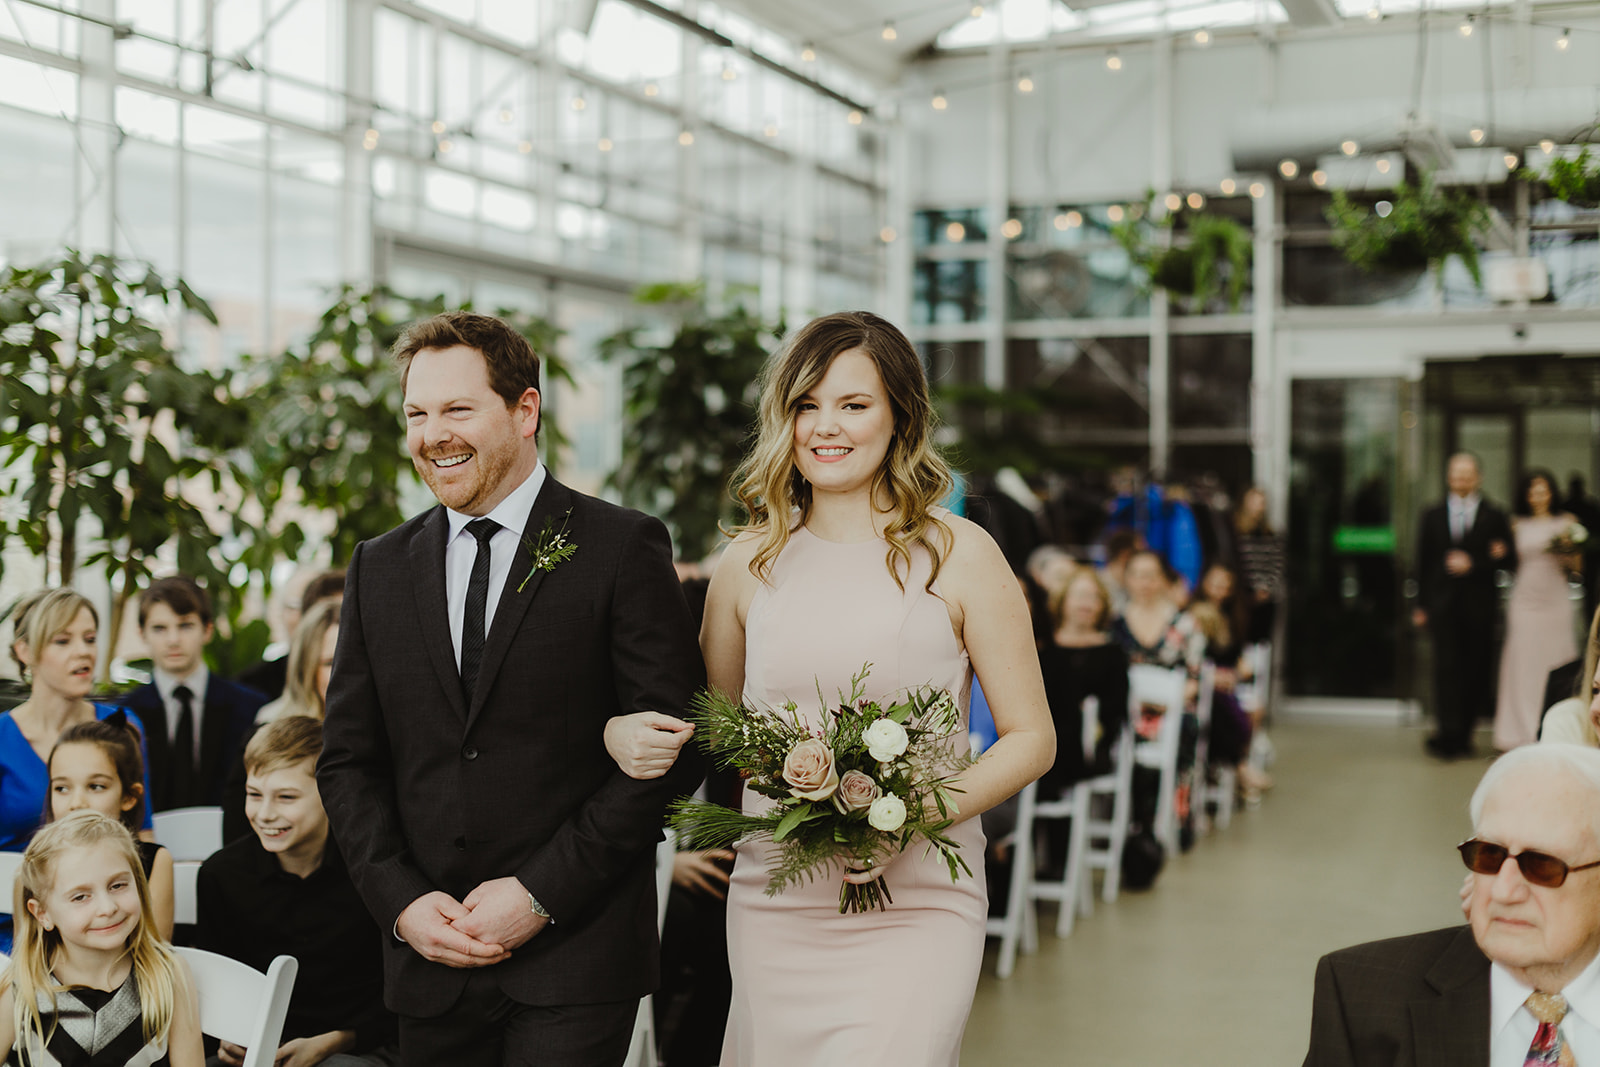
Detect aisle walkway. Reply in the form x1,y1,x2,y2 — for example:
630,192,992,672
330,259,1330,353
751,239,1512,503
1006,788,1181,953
961,721,1490,1064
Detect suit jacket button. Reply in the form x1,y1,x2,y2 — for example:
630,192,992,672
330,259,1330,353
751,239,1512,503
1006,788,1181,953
454,836,467,850
463,746,478,760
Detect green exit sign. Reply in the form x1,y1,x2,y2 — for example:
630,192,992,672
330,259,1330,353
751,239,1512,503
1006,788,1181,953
1333,526,1396,554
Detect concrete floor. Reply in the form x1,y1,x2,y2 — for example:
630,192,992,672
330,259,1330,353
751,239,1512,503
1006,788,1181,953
961,721,1492,1065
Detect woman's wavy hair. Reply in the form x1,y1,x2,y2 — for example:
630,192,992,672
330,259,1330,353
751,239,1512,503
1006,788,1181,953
732,311,954,590
8,589,97,683
6,811,179,1056
280,599,342,721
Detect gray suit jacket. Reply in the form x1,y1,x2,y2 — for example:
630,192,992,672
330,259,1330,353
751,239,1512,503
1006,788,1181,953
1304,925,1490,1067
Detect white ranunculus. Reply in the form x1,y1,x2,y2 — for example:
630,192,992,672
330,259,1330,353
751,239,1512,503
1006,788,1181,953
867,794,908,833
862,718,910,762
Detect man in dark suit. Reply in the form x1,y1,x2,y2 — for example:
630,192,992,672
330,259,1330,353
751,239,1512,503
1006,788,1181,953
1413,452,1517,758
120,575,267,811
318,311,704,1066
1305,744,1600,1066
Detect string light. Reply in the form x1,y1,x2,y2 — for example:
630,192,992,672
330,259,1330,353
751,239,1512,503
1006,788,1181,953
437,138,454,153
1341,140,1359,156
1540,139,1556,154
1279,158,1299,178
1220,178,1236,195
1375,200,1394,218
1311,170,1328,187
800,44,816,62
1107,204,1126,222
1365,4,1381,18
1557,28,1571,51
721,64,737,81
1194,29,1211,45
1106,50,1122,71
1469,127,1484,144
1001,218,1023,239
1375,158,1391,173
431,119,446,134
678,129,695,146
848,109,864,125
1054,210,1083,230
1187,191,1205,209
572,94,587,111
1503,152,1518,170
946,221,966,242
971,3,984,15
763,122,779,138
880,226,897,243
1017,73,1034,93
1249,181,1266,198
497,107,513,124
881,21,897,41
362,128,379,150
931,90,948,110
1459,16,1473,36
644,83,660,97
598,137,613,152
1164,192,1182,211
517,140,532,153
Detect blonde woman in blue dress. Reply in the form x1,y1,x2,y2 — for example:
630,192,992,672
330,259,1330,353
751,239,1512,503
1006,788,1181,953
605,311,1054,1065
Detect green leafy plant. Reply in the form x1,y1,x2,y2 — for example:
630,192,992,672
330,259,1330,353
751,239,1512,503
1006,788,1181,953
1326,174,1490,283
1521,145,1600,208
0,250,247,673
599,283,784,560
1114,200,1253,310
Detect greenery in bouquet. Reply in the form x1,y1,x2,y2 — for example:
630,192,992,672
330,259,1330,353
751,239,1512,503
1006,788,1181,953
669,665,975,913
1550,520,1590,557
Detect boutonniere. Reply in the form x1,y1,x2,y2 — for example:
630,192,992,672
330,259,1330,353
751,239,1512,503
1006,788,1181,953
518,508,578,591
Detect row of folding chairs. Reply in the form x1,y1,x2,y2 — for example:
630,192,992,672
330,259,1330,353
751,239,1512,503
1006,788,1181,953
987,658,1255,978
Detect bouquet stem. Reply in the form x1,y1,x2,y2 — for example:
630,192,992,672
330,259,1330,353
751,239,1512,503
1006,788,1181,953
840,877,894,914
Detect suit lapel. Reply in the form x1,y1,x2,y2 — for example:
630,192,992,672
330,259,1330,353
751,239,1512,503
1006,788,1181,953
409,506,468,722
465,478,575,731
1412,927,1491,1067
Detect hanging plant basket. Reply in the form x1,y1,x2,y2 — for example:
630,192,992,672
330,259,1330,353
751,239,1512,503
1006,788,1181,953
1115,203,1252,310
1524,145,1600,209
1326,174,1490,284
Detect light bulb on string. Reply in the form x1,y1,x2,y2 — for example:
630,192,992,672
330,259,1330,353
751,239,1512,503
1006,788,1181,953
598,137,613,152
970,3,984,15
1001,218,1023,239
880,226,897,243
1375,200,1393,218
517,140,532,153
572,94,587,111
945,221,966,242
721,64,737,81
1194,29,1211,45
1249,182,1266,198
498,107,513,124
431,119,446,134
437,138,454,154
882,21,897,41
678,129,695,146
847,109,864,125
1279,158,1299,178
1187,192,1205,209
1017,73,1034,93
1220,178,1236,195
1503,152,1518,170
1459,17,1473,36
644,82,660,97
1164,192,1182,211
1365,4,1381,18
1375,158,1391,173
1469,127,1484,144
1311,170,1328,187
1106,50,1122,71
800,44,816,62
931,90,948,111
763,122,779,138
1557,29,1571,51
1107,204,1125,222
1341,140,1359,156
1540,139,1556,154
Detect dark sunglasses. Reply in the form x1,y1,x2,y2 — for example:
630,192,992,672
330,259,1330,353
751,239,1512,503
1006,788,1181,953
1458,839,1600,888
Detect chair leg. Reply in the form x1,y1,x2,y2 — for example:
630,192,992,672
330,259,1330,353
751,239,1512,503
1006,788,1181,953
1056,788,1088,938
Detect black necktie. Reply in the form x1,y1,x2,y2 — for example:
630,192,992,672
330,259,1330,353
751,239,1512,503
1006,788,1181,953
460,518,500,699
171,684,196,807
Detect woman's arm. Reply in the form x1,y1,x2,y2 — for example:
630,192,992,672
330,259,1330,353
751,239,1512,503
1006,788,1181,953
168,956,205,1067
148,846,175,942
938,517,1055,824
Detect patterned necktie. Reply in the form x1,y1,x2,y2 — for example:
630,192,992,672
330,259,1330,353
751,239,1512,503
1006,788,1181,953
1526,991,1578,1066
459,518,500,700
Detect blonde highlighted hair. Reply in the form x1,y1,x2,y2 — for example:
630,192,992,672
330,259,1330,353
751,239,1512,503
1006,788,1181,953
5,811,179,1056
244,713,324,778
732,311,953,590
8,589,98,681
274,599,341,722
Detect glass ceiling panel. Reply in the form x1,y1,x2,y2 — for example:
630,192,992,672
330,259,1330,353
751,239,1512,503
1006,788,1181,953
938,0,1288,47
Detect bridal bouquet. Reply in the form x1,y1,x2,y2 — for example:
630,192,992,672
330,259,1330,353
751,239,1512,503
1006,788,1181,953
1550,521,1590,555
669,665,975,913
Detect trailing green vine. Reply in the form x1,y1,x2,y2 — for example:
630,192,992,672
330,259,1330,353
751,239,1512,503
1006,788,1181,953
1113,199,1252,310
1326,174,1490,283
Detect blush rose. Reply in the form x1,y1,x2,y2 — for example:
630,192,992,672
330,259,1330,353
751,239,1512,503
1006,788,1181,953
782,738,840,801
834,769,882,813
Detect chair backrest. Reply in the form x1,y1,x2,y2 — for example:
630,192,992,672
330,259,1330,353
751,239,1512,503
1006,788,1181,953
153,807,224,862
0,852,25,917
1128,664,1187,720
655,829,677,934
173,947,297,1067
172,861,200,926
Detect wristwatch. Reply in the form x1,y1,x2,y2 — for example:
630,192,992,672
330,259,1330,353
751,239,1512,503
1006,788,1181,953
528,892,550,920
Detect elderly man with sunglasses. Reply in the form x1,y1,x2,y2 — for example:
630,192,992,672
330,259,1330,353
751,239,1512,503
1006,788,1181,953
1305,743,1600,1066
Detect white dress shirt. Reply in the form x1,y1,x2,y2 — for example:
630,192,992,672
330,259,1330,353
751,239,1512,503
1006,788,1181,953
1489,950,1600,1067
1450,491,1482,543
443,461,547,671
152,664,209,763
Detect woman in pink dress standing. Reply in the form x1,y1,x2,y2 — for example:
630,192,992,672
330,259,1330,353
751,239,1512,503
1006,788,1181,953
605,311,1054,1065
1494,469,1582,749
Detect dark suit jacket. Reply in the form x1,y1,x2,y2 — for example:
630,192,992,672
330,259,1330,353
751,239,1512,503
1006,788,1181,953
1304,925,1490,1067
118,676,267,812
317,477,706,1017
1416,499,1517,620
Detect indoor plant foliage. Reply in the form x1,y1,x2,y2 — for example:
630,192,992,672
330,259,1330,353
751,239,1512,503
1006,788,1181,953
1326,175,1491,284
1114,200,1252,310
1523,145,1600,209
599,283,784,561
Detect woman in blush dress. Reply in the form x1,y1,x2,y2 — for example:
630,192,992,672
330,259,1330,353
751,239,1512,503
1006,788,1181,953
605,311,1054,1066
1494,469,1582,750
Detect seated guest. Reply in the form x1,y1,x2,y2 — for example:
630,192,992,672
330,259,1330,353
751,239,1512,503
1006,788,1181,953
1038,566,1127,796
1542,605,1600,746
198,716,396,1066
238,568,346,702
1305,743,1600,1065
1188,563,1271,798
120,576,266,810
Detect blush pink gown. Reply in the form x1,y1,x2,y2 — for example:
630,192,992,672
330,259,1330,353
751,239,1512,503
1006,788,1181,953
721,523,988,1066
1494,513,1580,749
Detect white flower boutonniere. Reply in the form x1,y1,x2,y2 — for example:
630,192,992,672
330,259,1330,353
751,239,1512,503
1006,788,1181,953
518,508,577,592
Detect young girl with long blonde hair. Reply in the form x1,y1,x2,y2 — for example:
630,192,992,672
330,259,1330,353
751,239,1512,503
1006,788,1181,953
0,810,201,1066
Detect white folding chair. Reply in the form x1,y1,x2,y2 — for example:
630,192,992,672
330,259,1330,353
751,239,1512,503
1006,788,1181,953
1127,664,1188,856
0,852,25,915
173,947,297,1067
1077,710,1136,915
623,830,678,1067
984,779,1038,979
153,807,224,862
172,861,200,926
1191,662,1235,833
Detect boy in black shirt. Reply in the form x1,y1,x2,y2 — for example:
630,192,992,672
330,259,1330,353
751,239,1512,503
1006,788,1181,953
198,716,397,1066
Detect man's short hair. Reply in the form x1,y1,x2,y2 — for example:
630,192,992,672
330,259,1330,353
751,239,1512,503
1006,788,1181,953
1448,450,1483,474
1471,743,1600,844
298,568,346,617
243,715,323,778
138,575,212,628
391,311,542,411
